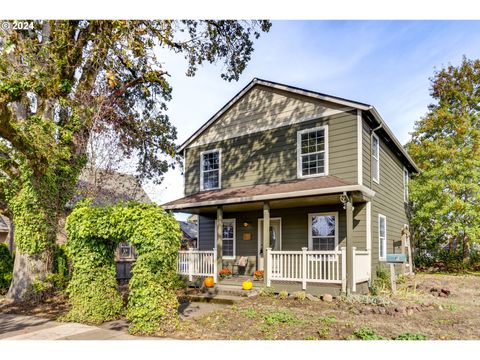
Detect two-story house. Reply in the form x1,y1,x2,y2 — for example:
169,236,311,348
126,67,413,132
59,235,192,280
164,78,419,295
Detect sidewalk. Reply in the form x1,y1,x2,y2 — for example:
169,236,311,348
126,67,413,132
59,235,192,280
0,313,153,340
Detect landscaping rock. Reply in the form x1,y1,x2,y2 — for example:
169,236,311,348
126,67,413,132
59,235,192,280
305,294,320,302
441,289,451,296
378,307,386,315
395,306,407,315
322,294,333,302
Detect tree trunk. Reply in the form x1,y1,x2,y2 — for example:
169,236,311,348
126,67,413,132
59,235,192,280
6,249,51,302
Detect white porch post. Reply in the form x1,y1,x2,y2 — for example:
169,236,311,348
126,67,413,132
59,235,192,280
352,246,357,293
213,247,218,283
263,202,270,287
341,247,347,293
301,247,308,290
188,247,194,282
346,194,354,295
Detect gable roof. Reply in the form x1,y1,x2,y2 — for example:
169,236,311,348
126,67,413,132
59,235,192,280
67,168,151,208
178,78,419,173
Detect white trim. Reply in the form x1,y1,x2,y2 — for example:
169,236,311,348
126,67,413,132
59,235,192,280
308,212,339,251
163,184,376,210
257,217,282,259
371,133,380,184
200,148,222,191
297,125,329,178
403,167,409,203
357,109,363,185
214,218,236,260
378,214,387,261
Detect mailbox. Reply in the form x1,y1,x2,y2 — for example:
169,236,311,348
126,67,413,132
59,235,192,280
386,253,406,263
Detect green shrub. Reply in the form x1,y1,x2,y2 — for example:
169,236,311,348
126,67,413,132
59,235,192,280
0,243,13,292
264,310,299,326
259,286,275,297
278,290,289,299
352,326,385,340
394,332,428,340
65,202,181,333
293,291,306,301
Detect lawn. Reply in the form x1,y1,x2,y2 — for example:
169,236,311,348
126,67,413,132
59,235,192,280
1,273,479,340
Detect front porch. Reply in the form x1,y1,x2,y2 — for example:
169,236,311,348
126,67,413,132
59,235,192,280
177,246,370,294
166,177,375,295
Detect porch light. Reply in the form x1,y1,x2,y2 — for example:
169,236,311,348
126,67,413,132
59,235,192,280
243,221,250,227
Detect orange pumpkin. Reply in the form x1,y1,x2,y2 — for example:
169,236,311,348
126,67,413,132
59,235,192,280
242,280,253,291
204,277,215,288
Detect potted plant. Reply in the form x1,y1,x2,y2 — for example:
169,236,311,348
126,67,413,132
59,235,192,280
219,267,232,279
254,270,264,281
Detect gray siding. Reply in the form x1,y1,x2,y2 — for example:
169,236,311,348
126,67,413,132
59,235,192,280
185,111,358,195
362,116,409,277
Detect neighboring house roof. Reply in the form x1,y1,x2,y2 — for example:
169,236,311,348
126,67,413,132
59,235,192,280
67,168,151,208
163,176,375,210
179,221,198,240
0,215,9,233
178,78,419,173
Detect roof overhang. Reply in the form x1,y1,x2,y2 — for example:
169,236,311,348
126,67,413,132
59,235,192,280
163,184,375,211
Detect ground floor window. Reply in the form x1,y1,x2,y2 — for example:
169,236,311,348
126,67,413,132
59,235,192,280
308,212,338,251
219,219,235,259
379,214,387,260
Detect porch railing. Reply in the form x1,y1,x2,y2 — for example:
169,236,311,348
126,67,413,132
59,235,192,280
177,248,217,283
266,247,370,290
267,247,343,289
352,248,370,292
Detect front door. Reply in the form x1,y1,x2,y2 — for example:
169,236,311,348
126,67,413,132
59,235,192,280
257,218,282,270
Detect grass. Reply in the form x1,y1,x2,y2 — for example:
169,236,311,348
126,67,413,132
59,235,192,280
318,315,337,325
264,310,299,326
393,332,428,340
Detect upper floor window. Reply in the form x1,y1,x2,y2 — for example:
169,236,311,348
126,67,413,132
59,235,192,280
200,149,221,191
372,133,380,183
378,214,387,260
297,126,328,178
403,168,409,202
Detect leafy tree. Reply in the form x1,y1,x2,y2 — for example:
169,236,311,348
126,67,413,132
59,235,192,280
0,20,271,301
408,57,480,260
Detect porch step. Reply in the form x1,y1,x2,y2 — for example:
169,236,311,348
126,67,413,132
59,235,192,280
216,285,259,297
186,293,247,305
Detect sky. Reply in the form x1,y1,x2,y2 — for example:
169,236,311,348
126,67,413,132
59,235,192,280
142,20,480,218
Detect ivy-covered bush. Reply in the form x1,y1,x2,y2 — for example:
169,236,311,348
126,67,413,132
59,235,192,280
0,243,13,292
65,202,181,334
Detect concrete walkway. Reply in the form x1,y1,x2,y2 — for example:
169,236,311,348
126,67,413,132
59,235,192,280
0,313,151,340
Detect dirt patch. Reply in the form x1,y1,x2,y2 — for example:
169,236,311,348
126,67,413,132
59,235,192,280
0,293,70,320
170,273,480,340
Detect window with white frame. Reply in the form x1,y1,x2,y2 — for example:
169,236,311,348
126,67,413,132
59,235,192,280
403,168,409,202
200,150,221,190
217,219,235,259
308,213,338,251
378,214,387,260
297,126,328,178
372,133,380,183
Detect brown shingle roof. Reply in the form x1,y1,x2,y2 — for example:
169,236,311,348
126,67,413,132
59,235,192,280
163,176,356,209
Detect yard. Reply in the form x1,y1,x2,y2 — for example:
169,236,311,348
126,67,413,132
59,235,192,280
1,273,479,340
